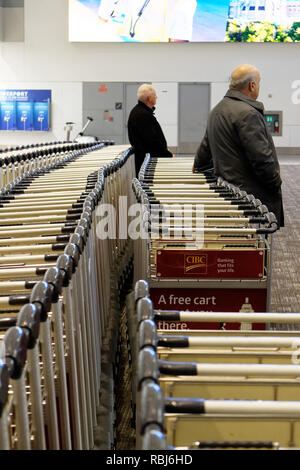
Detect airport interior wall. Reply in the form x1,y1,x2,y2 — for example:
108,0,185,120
0,0,300,149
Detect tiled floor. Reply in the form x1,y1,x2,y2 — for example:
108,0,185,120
270,164,300,316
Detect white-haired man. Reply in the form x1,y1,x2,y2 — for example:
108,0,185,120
128,84,173,176
193,64,284,227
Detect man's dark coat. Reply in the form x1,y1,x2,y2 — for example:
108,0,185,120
194,89,284,226
128,100,173,176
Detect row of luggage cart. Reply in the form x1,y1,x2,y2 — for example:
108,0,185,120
0,141,104,191
123,153,300,450
132,155,279,330
133,280,300,450
0,141,135,450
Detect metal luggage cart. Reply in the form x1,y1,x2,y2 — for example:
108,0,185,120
0,302,56,450
137,336,300,449
0,142,98,191
142,322,300,366
133,156,279,330
0,143,134,450
138,317,300,402
0,320,31,450
135,284,300,335
130,284,300,436
140,381,300,450
132,289,300,449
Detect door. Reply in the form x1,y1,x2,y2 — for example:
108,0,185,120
178,83,210,154
82,82,125,144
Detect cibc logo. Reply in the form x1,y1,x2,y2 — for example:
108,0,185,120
184,254,207,274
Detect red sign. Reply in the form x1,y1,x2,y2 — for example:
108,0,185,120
99,84,108,93
150,287,267,330
156,250,264,279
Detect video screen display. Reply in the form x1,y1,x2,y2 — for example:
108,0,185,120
0,102,16,131
16,102,34,131
69,0,300,42
33,102,50,131
0,90,51,131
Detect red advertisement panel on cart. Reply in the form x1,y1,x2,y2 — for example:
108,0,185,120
150,287,267,330
156,250,265,279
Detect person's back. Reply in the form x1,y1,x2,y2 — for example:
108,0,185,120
194,64,284,227
207,89,281,197
127,84,173,176
127,101,146,158
127,100,168,159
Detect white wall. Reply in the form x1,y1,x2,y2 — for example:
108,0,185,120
0,0,299,147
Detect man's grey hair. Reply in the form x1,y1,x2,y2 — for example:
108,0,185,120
137,84,156,103
229,70,258,90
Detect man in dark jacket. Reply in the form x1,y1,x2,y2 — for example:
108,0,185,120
193,64,284,227
128,84,173,176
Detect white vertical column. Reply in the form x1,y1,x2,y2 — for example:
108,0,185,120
151,82,179,148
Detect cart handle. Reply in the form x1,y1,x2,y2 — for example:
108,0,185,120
257,226,278,234
257,211,278,233
0,362,9,418
4,326,29,379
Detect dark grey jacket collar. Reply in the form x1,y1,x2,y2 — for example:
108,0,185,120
225,89,265,114
138,100,155,114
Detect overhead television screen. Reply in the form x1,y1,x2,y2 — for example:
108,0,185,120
69,0,300,42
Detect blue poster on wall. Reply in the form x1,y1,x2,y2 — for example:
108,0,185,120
0,90,51,132
0,102,17,130
16,102,34,131
33,102,50,131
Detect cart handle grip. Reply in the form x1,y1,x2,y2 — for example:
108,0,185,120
257,224,278,234
158,360,197,376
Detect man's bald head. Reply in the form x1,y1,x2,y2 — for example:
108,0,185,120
230,65,260,89
229,64,261,100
